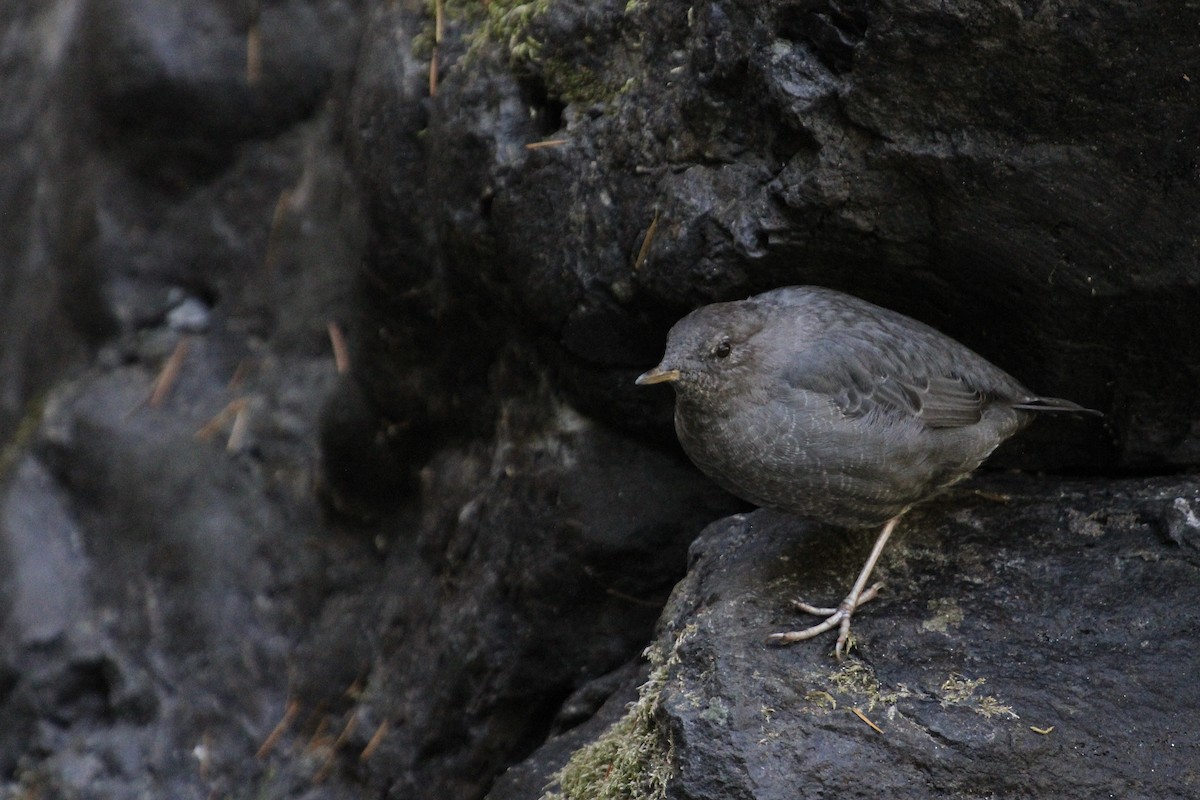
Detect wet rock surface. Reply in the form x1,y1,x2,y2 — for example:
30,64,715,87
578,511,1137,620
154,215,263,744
524,475,1200,799
2,0,1198,798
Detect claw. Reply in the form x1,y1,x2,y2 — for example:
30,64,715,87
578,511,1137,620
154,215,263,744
766,581,884,658
766,516,901,659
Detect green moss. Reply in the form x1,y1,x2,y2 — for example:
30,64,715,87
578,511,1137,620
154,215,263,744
921,597,965,635
419,0,633,106
939,673,1018,719
540,59,633,106
811,660,912,713
543,626,697,800
440,0,553,63
803,689,838,711
546,690,671,800
826,661,880,699
940,673,986,704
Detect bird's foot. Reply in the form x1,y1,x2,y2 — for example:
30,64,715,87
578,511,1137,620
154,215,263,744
765,581,883,660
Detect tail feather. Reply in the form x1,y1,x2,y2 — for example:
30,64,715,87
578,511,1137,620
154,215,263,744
1013,396,1103,416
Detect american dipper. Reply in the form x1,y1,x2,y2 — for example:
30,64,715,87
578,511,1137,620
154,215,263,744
637,286,1095,658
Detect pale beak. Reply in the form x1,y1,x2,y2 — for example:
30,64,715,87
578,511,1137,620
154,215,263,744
635,366,682,386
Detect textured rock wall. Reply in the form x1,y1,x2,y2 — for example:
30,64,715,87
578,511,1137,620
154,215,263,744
1,1,1198,799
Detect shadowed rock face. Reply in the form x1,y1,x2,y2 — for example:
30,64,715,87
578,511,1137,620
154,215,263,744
507,476,1200,800
1,0,1197,798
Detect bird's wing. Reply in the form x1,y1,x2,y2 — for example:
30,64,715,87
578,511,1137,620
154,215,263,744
778,338,992,430
757,288,1052,429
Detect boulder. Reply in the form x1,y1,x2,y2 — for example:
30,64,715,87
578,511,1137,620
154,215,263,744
2,0,1197,798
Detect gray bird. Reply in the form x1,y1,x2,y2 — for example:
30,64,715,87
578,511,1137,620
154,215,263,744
637,286,1095,658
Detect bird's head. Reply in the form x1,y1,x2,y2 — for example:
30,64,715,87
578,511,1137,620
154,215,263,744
636,301,768,400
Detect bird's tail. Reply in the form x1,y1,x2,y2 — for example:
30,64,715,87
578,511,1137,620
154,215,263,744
1013,396,1103,416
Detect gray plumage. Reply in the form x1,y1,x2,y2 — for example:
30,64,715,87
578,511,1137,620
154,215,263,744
638,286,1092,528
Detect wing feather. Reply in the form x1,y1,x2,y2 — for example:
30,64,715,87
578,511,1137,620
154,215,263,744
757,286,1100,430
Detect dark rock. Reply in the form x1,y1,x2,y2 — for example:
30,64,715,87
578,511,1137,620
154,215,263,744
487,659,648,800
343,0,1199,472
3,0,1199,798
1163,496,1200,551
82,0,359,183
331,395,742,798
535,475,1200,799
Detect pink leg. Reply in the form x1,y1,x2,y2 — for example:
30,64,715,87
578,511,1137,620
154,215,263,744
766,516,900,659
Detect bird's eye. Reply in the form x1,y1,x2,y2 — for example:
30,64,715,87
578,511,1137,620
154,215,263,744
713,339,733,359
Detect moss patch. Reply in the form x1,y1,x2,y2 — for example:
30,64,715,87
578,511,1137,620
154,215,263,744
540,58,631,106
419,0,632,106
425,0,553,63
921,597,965,635
542,626,697,800
814,660,912,713
939,673,1018,719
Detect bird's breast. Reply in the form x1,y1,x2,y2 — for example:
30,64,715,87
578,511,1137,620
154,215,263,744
674,390,835,504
